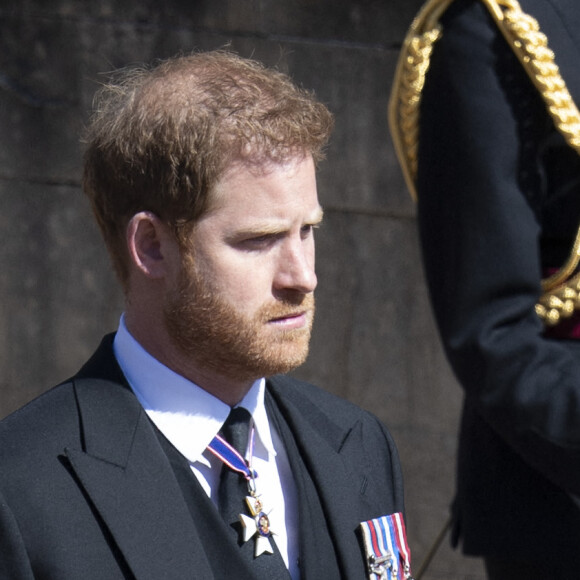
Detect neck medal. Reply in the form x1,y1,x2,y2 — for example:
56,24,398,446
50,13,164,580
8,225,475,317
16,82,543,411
208,428,277,557
240,492,276,556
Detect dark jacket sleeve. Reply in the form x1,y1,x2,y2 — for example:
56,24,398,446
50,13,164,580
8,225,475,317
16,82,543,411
416,0,580,494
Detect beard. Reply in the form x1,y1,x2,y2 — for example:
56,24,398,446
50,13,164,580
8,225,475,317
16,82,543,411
163,258,315,383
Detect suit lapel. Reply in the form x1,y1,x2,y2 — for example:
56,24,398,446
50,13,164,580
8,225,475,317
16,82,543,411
65,369,213,579
267,376,371,580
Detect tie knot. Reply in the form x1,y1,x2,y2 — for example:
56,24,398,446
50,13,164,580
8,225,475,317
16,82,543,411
220,407,252,456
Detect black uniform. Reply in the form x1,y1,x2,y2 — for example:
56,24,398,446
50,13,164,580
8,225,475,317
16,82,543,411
399,0,580,575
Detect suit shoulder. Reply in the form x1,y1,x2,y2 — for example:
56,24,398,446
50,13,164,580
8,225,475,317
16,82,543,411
0,380,80,455
268,374,382,426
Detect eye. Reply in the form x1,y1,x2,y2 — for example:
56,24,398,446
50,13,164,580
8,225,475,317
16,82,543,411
248,234,271,244
300,223,319,238
237,233,281,250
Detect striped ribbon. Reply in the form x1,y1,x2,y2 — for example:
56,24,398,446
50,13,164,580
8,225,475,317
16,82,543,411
360,513,413,579
207,427,257,481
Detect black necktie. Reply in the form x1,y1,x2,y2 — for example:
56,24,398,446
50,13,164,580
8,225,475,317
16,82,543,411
218,407,291,579
218,406,252,525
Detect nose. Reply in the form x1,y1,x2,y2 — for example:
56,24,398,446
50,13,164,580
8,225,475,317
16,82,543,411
274,237,317,295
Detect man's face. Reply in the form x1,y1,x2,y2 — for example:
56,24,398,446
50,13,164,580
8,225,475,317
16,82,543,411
164,156,322,383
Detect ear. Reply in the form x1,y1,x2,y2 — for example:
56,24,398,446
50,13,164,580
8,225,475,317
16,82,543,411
126,211,179,279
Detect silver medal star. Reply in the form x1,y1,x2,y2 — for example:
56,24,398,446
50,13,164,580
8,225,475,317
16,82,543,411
239,495,276,557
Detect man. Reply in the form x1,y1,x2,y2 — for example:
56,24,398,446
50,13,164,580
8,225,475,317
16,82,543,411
390,0,580,577
0,51,411,579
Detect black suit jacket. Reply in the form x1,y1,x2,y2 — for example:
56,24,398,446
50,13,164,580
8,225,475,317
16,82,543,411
0,334,405,579
416,0,580,563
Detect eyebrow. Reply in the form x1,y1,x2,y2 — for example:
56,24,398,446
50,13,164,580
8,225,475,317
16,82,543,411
227,206,325,241
310,206,324,224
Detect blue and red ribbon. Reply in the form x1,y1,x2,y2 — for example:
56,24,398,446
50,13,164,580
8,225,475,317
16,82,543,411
360,512,412,579
207,428,257,481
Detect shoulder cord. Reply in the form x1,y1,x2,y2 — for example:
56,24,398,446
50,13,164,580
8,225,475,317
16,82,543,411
388,0,580,326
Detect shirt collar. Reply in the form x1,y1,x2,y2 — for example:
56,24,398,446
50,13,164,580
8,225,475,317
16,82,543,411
112,315,276,464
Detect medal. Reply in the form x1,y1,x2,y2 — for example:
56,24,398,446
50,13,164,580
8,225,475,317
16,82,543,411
360,513,414,580
207,425,277,556
240,494,277,556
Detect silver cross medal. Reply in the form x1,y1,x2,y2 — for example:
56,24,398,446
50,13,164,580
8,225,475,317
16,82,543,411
239,494,277,557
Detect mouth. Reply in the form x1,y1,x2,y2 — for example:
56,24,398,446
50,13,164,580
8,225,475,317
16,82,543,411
268,310,310,329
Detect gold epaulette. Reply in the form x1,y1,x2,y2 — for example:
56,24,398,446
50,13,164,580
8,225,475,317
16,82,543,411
388,0,580,326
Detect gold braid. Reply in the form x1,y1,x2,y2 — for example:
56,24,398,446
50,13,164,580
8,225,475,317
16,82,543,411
395,29,442,192
388,0,452,202
389,0,580,327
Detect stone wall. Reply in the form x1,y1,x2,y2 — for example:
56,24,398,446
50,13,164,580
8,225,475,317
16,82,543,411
0,1,484,577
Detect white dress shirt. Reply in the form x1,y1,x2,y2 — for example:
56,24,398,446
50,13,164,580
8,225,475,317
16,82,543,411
113,316,300,578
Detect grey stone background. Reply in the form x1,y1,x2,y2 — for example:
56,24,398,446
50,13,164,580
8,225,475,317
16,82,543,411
0,1,485,578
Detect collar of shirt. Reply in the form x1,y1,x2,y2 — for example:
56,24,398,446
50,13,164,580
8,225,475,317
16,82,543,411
112,315,277,468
